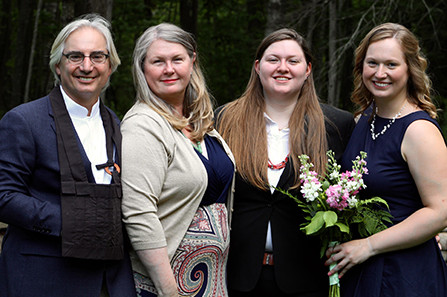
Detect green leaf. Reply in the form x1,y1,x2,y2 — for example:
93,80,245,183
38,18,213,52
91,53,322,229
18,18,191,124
364,217,378,234
323,211,338,227
301,211,325,235
383,216,393,224
322,180,330,191
335,222,350,233
358,197,390,209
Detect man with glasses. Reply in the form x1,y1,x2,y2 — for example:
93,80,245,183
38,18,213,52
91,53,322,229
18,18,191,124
0,14,136,297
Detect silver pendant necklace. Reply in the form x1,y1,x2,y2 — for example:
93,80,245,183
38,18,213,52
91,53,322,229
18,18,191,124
370,102,406,140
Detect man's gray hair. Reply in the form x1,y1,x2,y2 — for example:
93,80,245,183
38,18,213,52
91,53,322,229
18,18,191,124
49,13,121,87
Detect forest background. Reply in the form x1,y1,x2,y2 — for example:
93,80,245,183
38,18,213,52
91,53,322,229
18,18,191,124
0,0,446,132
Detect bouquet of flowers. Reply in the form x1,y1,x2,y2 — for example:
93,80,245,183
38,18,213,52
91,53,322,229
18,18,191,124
277,151,392,297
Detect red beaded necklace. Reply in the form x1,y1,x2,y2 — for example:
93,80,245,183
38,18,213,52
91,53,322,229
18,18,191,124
268,154,289,170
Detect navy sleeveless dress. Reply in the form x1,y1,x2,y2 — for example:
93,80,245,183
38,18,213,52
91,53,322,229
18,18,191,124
340,109,447,297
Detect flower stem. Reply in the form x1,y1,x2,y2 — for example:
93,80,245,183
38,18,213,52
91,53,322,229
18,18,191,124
328,241,340,297
329,284,340,297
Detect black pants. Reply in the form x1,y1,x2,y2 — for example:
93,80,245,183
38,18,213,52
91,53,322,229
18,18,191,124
228,265,326,297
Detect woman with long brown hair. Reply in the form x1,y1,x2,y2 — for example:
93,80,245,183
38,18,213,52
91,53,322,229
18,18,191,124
217,28,354,297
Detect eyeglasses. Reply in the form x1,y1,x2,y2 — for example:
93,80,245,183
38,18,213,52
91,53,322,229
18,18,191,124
62,51,109,64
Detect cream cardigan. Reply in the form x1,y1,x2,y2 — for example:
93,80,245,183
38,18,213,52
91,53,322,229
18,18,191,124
121,101,235,276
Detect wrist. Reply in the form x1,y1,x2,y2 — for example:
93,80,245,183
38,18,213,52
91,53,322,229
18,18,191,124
367,237,376,256
157,285,178,297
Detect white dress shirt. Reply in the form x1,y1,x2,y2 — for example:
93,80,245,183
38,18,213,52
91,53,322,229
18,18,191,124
60,86,111,184
264,113,290,252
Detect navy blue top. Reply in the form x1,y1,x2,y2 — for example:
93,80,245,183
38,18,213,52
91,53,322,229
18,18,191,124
195,135,234,205
340,109,447,297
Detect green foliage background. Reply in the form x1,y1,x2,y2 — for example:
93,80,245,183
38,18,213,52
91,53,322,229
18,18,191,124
0,0,446,134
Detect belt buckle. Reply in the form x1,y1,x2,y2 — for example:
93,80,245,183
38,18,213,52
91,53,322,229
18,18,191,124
263,252,274,265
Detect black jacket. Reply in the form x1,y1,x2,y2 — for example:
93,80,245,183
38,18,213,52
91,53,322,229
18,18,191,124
220,103,355,295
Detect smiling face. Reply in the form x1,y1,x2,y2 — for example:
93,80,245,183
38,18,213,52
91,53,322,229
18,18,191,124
56,27,112,108
362,38,409,103
255,39,311,102
143,39,195,106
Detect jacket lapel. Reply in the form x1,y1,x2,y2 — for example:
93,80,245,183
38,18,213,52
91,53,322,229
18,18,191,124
47,87,61,133
272,160,295,197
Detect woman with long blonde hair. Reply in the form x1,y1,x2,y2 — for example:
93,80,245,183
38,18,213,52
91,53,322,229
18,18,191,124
121,23,235,297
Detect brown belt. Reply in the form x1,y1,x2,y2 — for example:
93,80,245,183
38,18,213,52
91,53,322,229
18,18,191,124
263,252,274,265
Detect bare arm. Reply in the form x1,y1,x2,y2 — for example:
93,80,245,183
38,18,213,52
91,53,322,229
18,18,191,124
326,120,447,278
136,248,178,297
121,112,178,295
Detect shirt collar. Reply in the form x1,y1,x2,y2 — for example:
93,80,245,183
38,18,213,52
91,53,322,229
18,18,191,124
264,112,290,134
59,85,100,118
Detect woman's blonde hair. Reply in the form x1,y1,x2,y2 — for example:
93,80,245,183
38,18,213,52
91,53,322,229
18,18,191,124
352,22,436,119
132,23,214,141
217,28,327,190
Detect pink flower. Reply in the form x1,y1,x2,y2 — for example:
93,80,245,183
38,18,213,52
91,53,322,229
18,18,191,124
326,184,350,211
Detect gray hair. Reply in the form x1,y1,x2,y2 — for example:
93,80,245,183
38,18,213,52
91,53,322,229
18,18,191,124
133,23,196,108
49,13,121,87
132,23,214,141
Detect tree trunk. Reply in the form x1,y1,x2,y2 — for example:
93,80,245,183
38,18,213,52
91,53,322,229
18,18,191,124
246,0,266,50
180,0,198,36
306,0,317,47
333,0,344,108
0,0,12,111
12,0,34,107
143,0,154,19
327,0,337,106
90,0,113,20
74,0,113,20
265,0,281,35
24,0,43,102
0,222,7,253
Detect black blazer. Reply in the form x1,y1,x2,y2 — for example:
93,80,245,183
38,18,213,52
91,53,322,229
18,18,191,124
0,88,136,297
224,104,355,295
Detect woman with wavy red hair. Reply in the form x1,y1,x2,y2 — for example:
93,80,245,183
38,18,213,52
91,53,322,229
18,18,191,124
326,23,447,297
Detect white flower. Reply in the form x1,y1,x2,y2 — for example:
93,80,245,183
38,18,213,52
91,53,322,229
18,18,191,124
329,170,340,180
358,178,366,188
350,171,362,179
347,196,358,207
346,180,360,192
301,181,322,202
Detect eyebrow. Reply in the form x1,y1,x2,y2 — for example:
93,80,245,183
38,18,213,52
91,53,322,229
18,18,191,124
64,50,109,55
150,52,187,58
264,54,302,59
